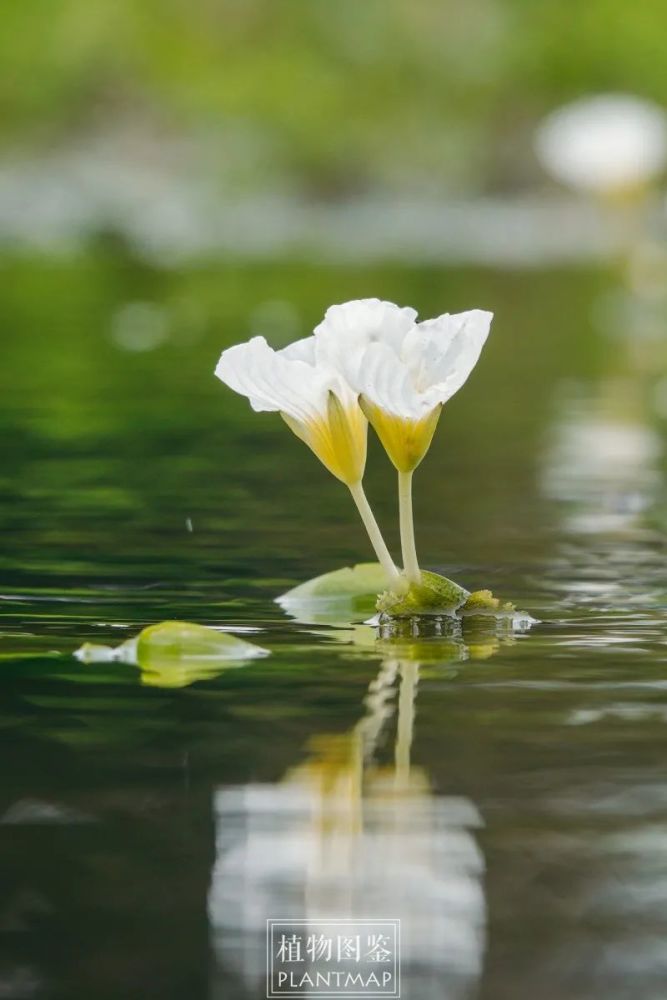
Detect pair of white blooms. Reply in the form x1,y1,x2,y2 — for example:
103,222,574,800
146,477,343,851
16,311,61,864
215,299,492,593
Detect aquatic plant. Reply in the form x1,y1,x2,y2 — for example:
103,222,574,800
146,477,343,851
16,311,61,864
215,298,492,614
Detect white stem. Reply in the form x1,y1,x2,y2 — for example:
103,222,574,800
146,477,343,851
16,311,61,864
348,481,403,590
398,470,421,584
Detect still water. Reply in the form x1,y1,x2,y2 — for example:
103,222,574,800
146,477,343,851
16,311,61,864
2,254,667,999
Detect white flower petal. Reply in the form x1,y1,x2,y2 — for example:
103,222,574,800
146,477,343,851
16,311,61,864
407,309,492,405
279,335,316,364
314,298,417,389
215,300,491,479
214,336,331,424
281,334,359,410
359,342,425,419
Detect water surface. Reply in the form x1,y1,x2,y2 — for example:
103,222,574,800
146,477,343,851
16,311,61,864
2,255,667,999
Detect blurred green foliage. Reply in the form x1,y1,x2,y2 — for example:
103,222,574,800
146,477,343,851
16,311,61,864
2,0,666,193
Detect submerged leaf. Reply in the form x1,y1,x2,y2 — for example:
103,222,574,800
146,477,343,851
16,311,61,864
376,570,469,617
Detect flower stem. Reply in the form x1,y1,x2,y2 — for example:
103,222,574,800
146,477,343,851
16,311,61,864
395,660,418,786
348,481,403,591
398,470,421,584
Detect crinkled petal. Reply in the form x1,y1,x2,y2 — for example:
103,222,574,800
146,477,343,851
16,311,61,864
214,336,331,424
405,309,492,403
314,298,417,390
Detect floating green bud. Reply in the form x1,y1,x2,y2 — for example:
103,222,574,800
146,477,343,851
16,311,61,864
75,621,268,689
136,620,262,663
136,621,267,687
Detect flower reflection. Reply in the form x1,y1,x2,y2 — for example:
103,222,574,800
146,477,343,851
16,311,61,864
207,634,506,999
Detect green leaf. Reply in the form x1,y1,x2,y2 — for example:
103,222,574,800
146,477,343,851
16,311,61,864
280,562,389,602
277,562,389,624
376,570,469,617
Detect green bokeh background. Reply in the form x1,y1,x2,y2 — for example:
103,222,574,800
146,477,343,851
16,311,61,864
3,0,666,194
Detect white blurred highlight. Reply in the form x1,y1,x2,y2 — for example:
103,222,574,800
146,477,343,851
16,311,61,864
535,94,667,193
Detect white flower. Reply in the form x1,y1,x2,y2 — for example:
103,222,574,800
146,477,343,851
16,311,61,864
314,298,418,391
313,298,491,584
214,298,492,590
314,299,493,472
214,335,366,486
535,94,667,194
214,333,403,589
